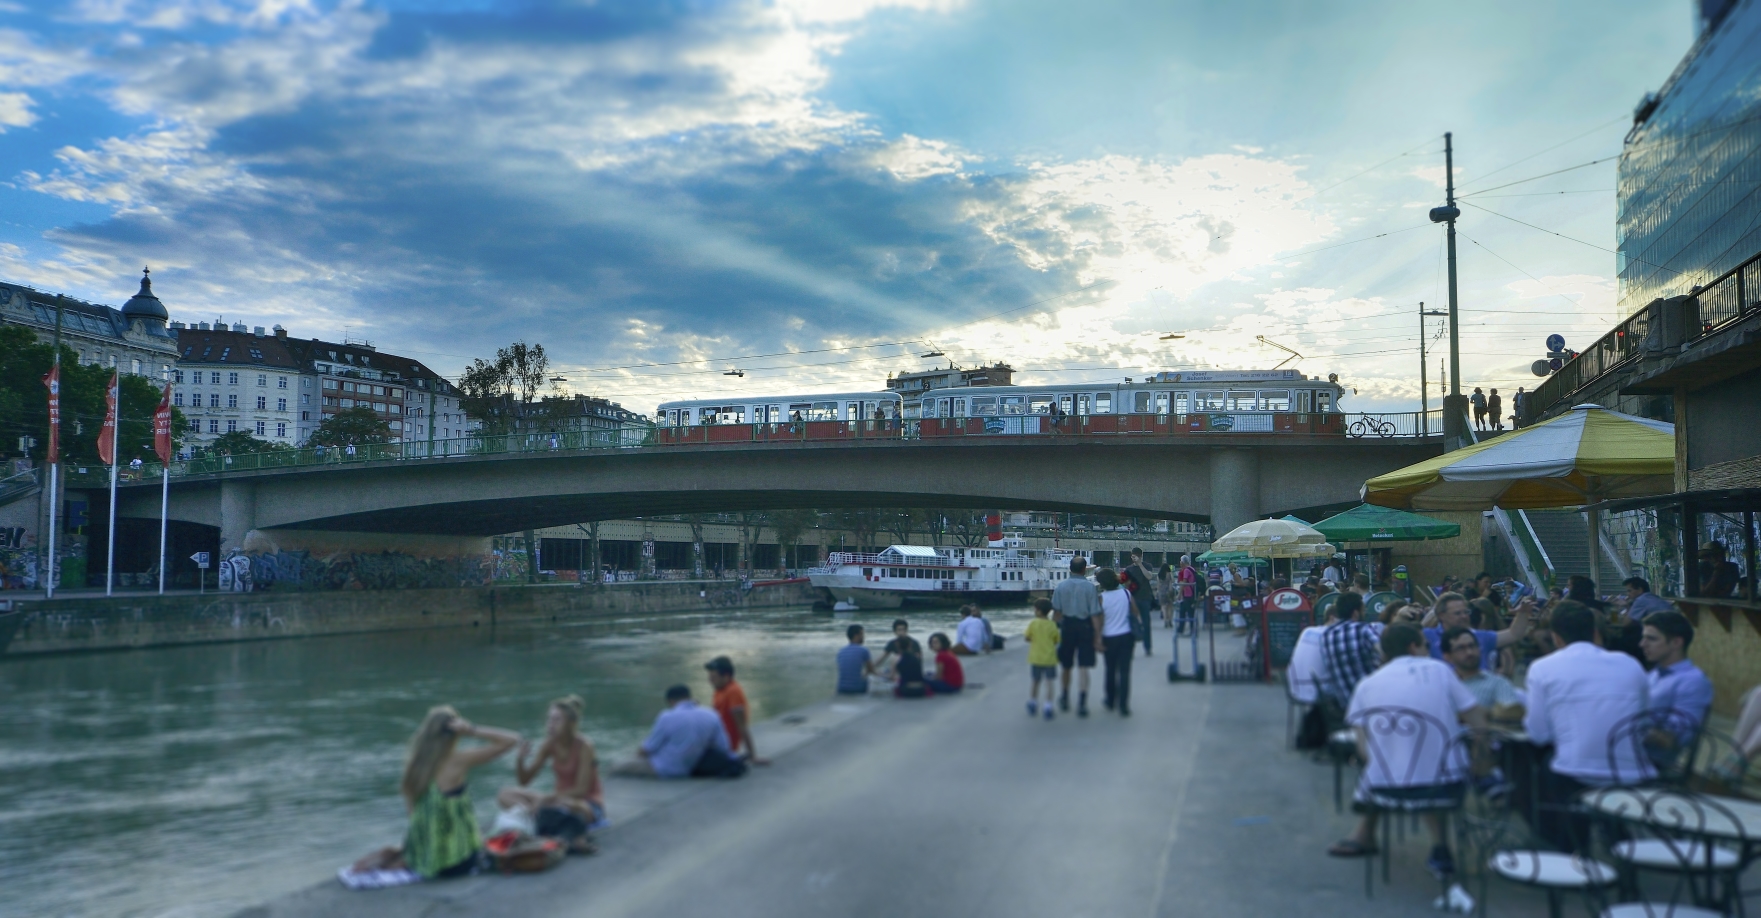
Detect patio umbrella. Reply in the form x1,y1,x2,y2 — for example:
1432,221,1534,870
1210,518,1336,559
1312,504,1462,542
1362,403,1674,586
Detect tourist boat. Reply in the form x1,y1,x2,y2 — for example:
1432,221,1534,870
807,540,1082,610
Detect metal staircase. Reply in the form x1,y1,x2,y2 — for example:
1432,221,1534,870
0,469,39,508
1521,508,1626,586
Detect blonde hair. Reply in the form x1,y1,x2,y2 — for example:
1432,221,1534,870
552,695,585,735
401,705,460,808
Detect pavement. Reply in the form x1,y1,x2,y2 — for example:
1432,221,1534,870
242,640,1562,918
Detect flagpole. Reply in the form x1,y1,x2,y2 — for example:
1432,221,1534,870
44,463,57,598
45,295,63,599
106,454,117,596
101,369,119,597
154,383,173,595
158,462,169,594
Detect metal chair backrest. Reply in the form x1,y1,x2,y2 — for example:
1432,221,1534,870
1354,705,1464,792
1605,708,1696,787
1587,786,1751,914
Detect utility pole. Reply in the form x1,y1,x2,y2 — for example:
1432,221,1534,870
44,295,64,598
1429,132,1467,449
1418,302,1447,436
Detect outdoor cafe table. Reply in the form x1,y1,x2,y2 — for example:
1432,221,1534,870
1579,785,1761,888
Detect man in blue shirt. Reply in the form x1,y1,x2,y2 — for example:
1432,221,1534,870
1622,577,1672,621
836,624,874,694
1424,592,1533,671
614,685,731,778
1640,611,1714,756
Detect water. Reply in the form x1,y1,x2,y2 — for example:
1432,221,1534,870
0,605,1035,918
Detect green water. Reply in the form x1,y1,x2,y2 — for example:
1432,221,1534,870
0,605,1035,918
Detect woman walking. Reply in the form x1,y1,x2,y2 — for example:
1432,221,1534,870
1097,568,1139,717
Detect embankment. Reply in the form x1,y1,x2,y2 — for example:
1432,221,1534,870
4,580,819,657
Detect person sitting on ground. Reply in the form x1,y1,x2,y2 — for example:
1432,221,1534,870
874,618,921,676
836,624,874,695
614,685,740,779
925,633,965,694
1317,592,1379,707
706,656,770,766
1620,577,1671,621
1524,602,1651,851
354,706,521,879
1328,623,1485,877
953,604,988,655
1422,591,1532,671
1440,626,1524,724
894,640,931,698
497,695,604,853
1640,611,1713,762
1025,598,1060,719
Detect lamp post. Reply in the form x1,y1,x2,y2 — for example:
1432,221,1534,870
1429,132,1467,450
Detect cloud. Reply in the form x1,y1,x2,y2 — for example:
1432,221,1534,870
0,90,33,128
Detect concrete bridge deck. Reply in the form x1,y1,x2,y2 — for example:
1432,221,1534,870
245,645,1556,918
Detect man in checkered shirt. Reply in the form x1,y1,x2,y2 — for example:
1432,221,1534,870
1319,592,1380,704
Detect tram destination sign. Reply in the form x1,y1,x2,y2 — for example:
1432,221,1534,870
1151,370,1304,383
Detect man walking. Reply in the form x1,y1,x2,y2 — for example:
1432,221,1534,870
1470,387,1487,431
1487,389,1503,432
1123,548,1156,657
1052,557,1103,717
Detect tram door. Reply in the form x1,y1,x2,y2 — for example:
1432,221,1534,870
938,397,963,417
1295,390,1314,413
1155,392,1170,415
1076,394,1091,415
846,401,861,420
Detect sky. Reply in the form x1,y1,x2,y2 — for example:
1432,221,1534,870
0,0,1699,414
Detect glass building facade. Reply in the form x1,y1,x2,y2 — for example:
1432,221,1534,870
1616,0,1761,314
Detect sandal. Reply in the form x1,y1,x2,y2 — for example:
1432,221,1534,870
1327,839,1377,858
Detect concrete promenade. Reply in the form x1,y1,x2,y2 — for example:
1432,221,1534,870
245,644,1556,918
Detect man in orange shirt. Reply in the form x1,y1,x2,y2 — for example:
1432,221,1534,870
705,656,769,766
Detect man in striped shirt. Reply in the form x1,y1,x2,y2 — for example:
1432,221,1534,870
1319,592,1380,705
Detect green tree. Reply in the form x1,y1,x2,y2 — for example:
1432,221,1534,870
458,341,554,434
205,429,286,455
308,406,392,447
0,325,184,464
769,508,820,572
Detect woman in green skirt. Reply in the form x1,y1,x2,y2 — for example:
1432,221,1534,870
356,705,520,878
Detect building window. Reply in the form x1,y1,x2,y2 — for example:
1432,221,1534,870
390,420,402,431
323,396,337,407
372,385,385,396
390,388,403,399
277,398,287,411
161,364,170,379
227,420,237,433
276,422,287,437
107,354,117,368
323,379,338,390
209,394,220,408
373,402,387,413
278,376,288,389
174,393,184,407
210,372,221,385
257,374,267,387
390,404,401,415
256,396,266,410
301,411,310,420
301,393,310,405
228,395,238,408
189,419,200,432
209,420,220,433
255,421,266,435
174,370,185,384
228,372,239,385
131,358,142,374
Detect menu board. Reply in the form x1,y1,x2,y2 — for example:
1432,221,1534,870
1263,609,1313,671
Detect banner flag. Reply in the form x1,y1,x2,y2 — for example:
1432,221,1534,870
97,370,119,465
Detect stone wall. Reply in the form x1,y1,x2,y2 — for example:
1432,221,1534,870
4,580,821,656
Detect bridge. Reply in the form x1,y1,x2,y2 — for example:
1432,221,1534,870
94,412,1443,555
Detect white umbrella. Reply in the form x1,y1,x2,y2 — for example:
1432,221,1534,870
1211,518,1336,559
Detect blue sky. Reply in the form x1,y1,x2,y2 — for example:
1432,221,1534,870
0,0,1695,411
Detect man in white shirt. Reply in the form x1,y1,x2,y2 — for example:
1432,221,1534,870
1328,623,1484,880
953,605,989,655
1524,602,1651,851
1286,604,1338,705
1323,557,1345,585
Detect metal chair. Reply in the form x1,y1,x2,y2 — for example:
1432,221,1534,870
1351,706,1471,900
1284,670,1317,749
1605,709,1703,790
1587,787,1742,918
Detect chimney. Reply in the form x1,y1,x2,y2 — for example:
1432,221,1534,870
231,322,246,332
198,321,211,330
253,326,265,337
273,324,287,340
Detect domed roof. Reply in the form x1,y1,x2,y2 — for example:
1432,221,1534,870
121,267,167,322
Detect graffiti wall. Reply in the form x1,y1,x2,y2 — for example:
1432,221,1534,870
231,548,492,591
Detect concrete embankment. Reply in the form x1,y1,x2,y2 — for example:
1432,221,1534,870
4,580,819,656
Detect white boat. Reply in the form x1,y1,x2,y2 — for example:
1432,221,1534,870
808,540,1081,610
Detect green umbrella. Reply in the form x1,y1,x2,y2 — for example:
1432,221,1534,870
1194,551,1271,564
1312,503,1462,542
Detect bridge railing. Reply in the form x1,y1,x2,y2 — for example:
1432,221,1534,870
87,410,1439,485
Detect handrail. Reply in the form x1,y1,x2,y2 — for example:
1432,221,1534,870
1501,507,1553,593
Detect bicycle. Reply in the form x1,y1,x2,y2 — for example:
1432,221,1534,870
1347,417,1397,438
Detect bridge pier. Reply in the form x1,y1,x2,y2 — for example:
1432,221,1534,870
220,480,257,554
1209,447,1260,536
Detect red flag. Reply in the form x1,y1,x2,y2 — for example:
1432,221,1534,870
41,365,59,464
153,385,173,463
97,370,119,466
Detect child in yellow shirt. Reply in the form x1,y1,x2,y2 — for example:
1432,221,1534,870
1025,598,1061,720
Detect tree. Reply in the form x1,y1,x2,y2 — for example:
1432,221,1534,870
769,508,819,572
832,508,885,553
459,341,554,434
0,325,185,464
308,407,392,447
951,510,991,548
205,430,285,456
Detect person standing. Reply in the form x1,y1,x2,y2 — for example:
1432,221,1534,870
1156,563,1175,629
1123,548,1155,657
706,656,768,765
1176,555,1199,635
1487,389,1503,432
1511,387,1527,429
1620,577,1671,621
1025,598,1060,720
1470,387,1487,431
1052,557,1103,717
1097,567,1139,716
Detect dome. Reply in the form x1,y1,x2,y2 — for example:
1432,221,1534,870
121,267,168,323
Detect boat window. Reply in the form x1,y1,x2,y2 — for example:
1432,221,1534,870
1001,396,1026,415
1076,394,1090,415
1317,390,1334,412
971,396,997,415
1029,394,1054,414
1133,391,1151,413
1094,392,1112,414
1226,390,1255,411
1295,390,1314,413
1258,390,1291,411
1196,390,1225,411
1155,391,1170,415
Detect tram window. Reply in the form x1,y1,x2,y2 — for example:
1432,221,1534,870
1094,392,1112,414
1029,394,1054,414
1316,390,1334,412
971,396,997,415
1174,391,1191,413
861,400,877,419
846,401,860,420
1058,394,1073,414
1295,390,1314,413
1226,390,1255,411
1258,390,1291,411
810,401,838,420
921,399,938,418
1076,394,1090,415
1155,392,1170,415
1133,391,1151,413
1001,396,1026,415
951,398,966,417
1196,391,1225,411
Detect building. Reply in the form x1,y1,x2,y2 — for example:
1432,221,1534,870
171,322,306,450
0,269,178,380
885,362,1013,417
279,335,468,445
474,393,647,437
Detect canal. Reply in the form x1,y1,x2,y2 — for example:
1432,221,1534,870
0,604,1036,918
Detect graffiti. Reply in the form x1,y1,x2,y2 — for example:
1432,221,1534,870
217,552,254,592
239,548,490,592
0,527,25,549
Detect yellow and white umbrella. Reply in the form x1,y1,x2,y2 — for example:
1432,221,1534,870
1211,518,1335,559
1363,403,1674,584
